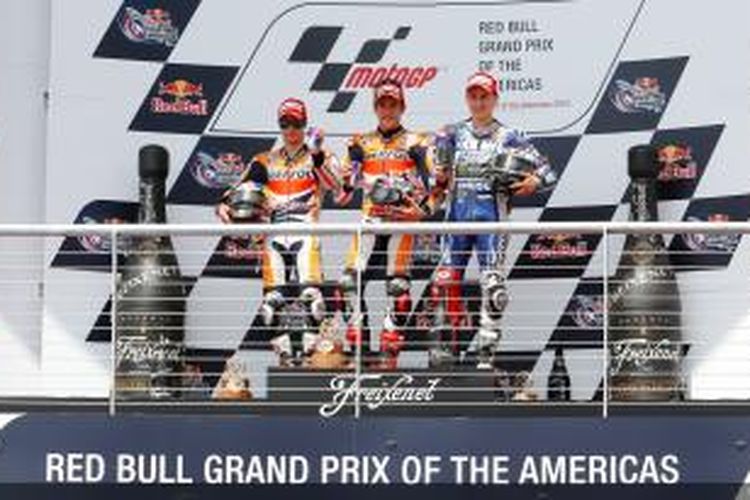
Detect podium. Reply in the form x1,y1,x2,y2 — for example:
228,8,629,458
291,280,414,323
267,367,499,416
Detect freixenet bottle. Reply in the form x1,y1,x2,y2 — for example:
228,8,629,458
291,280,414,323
547,347,571,402
115,145,187,400
608,145,683,401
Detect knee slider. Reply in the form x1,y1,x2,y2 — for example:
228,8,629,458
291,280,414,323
300,286,326,323
339,270,357,294
261,289,285,326
387,276,411,297
481,271,508,316
387,276,412,317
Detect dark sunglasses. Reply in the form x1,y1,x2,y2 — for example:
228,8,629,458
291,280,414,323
278,118,307,130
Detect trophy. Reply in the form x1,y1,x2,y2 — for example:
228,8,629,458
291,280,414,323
212,355,253,401
511,371,540,402
306,318,349,369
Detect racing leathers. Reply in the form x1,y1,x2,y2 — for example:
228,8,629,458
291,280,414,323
337,126,444,369
224,142,341,364
432,118,556,368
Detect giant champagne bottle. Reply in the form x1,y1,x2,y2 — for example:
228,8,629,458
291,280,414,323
608,145,683,401
115,145,187,400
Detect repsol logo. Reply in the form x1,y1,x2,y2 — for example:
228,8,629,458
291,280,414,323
267,169,312,181
367,149,411,160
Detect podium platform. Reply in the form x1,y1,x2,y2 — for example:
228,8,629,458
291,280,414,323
267,367,502,416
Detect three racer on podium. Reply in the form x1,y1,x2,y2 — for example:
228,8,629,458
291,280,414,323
215,71,556,369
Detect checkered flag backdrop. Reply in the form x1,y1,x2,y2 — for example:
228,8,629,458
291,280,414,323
34,0,750,401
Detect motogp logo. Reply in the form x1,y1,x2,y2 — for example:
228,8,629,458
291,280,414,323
610,77,666,114
118,7,180,47
289,26,438,113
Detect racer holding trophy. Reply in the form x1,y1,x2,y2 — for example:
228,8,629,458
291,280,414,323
429,71,557,369
337,79,446,370
216,98,342,366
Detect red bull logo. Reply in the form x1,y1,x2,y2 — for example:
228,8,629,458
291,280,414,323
151,79,209,116
658,143,698,181
217,152,244,169
78,216,126,252
682,214,740,253
610,76,667,114
707,213,730,223
635,77,661,92
530,234,590,260
222,236,264,263
145,9,171,25
118,6,180,47
159,79,203,100
191,151,246,189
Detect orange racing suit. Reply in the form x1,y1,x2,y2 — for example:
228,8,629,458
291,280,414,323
231,143,341,361
338,126,445,366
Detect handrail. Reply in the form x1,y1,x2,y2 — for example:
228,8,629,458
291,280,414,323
0,220,747,236
0,219,741,416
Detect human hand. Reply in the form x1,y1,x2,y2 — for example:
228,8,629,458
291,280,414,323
510,173,541,197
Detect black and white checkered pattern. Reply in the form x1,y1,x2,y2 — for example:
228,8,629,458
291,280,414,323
48,0,750,401
288,25,412,112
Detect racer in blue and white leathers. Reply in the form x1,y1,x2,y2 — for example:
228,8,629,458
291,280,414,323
430,71,557,369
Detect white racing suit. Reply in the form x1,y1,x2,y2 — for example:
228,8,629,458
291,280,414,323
226,142,340,364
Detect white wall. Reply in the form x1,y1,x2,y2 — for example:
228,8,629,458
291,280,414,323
0,1,50,395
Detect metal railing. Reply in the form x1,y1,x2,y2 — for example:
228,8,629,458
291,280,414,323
0,221,747,417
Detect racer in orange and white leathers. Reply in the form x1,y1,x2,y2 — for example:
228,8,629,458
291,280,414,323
217,98,342,364
337,79,447,369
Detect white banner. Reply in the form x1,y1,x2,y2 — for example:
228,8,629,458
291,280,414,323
33,0,750,401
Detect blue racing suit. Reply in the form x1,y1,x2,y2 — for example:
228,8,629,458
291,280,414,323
432,118,556,367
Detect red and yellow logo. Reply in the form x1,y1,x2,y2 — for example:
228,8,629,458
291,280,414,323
151,79,209,116
657,143,697,181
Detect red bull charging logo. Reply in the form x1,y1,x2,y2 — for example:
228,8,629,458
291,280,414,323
151,79,209,116
530,234,590,260
657,143,698,181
